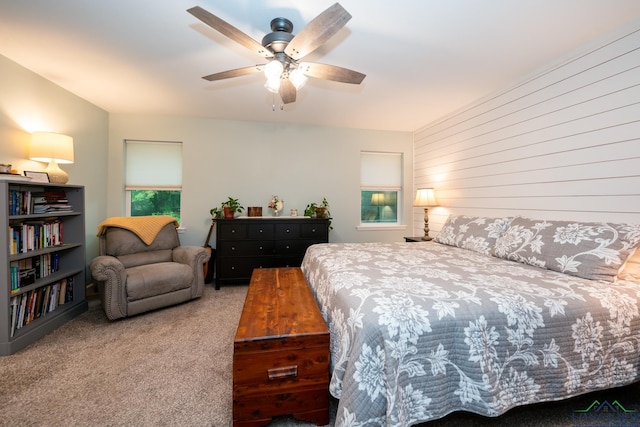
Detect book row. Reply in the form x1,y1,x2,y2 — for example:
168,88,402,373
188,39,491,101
8,220,64,255
9,253,61,293
9,278,74,338
8,189,72,216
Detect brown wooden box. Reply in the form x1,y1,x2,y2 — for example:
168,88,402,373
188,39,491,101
233,267,330,426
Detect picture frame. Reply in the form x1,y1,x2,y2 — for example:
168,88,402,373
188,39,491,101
24,171,50,183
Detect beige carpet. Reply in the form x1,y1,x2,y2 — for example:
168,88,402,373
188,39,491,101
1,284,637,427
0,285,330,427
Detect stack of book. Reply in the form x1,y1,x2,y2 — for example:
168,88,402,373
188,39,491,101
31,191,72,214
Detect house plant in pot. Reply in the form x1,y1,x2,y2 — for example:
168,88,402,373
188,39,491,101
304,197,332,230
212,197,244,219
222,197,244,218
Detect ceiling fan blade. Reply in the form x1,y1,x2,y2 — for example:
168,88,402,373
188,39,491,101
284,3,351,60
202,65,264,81
279,78,297,104
298,62,366,84
187,6,273,59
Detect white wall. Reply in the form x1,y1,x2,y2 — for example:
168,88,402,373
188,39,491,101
0,54,109,276
413,20,640,236
108,114,413,246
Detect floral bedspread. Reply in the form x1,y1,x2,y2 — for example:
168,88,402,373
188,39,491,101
300,242,640,426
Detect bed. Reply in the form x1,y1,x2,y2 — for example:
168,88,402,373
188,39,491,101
300,215,640,426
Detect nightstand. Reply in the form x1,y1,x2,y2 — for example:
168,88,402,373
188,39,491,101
404,236,432,242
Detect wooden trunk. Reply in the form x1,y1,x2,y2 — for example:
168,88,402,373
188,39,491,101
233,267,330,426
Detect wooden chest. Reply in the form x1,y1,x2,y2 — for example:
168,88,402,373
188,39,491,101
233,267,330,426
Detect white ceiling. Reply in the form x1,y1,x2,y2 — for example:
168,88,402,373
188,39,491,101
1,0,640,132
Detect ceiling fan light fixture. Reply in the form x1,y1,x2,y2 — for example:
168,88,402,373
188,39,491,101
264,77,281,93
289,68,308,90
264,59,284,80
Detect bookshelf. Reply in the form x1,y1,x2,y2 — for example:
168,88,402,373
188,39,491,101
0,180,87,356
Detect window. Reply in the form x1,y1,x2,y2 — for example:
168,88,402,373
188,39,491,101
360,151,402,224
125,140,182,223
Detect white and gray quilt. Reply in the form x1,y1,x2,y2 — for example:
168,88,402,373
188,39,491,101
301,242,640,426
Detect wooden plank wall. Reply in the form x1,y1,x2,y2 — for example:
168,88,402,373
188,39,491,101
413,21,640,236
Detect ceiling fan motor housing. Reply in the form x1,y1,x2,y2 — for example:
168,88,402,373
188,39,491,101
262,18,294,53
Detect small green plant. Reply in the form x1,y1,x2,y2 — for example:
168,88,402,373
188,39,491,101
305,197,332,230
209,206,223,218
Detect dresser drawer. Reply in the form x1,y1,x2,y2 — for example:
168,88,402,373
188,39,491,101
275,222,300,239
248,223,275,239
219,240,275,256
218,257,274,278
300,223,328,238
274,255,304,267
275,239,309,255
219,223,247,239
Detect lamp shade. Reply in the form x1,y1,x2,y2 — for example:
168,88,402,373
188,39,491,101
413,188,438,207
370,193,385,206
30,132,74,164
30,131,74,184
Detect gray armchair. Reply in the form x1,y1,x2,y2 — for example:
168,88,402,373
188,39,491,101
90,221,210,320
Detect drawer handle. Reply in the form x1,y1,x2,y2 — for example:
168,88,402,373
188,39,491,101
259,229,263,233
286,229,290,233
267,365,298,380
259,246,263,250
312,228,316,232
231,230,235,233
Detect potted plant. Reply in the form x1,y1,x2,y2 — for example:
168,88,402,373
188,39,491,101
221,197,244,218
210,197,244,219
304,197,332,230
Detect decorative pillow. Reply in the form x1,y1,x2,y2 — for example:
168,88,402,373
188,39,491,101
618,248,640,281
492,217,640,282
434,215,513,255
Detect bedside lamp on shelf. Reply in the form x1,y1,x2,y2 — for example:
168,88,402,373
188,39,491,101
30,131,74,184
370,192,385,220
413,188,438,241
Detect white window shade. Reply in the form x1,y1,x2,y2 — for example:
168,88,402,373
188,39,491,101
125,140,182,190
360,152,402,189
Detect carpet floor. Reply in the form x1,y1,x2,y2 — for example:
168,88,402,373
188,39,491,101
0,284,638,427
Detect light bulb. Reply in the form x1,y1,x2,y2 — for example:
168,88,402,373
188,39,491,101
289,68,308,90
264,60,283,79
264,77,281,93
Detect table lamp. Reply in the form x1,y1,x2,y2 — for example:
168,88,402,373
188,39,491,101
30,131,74,184
413,188,438,240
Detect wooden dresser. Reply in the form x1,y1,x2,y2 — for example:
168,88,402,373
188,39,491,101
233,267,329,426
213,217,329,289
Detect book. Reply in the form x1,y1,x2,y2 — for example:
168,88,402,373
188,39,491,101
10,297,18,337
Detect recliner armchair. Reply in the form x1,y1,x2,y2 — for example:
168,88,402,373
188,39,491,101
90,218,210,320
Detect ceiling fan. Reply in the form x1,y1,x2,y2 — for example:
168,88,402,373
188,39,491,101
187,3,366,105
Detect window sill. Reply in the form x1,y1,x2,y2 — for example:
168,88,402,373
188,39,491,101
356,224,407,231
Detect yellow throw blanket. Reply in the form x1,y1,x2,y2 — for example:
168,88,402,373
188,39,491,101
97,215,179,245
